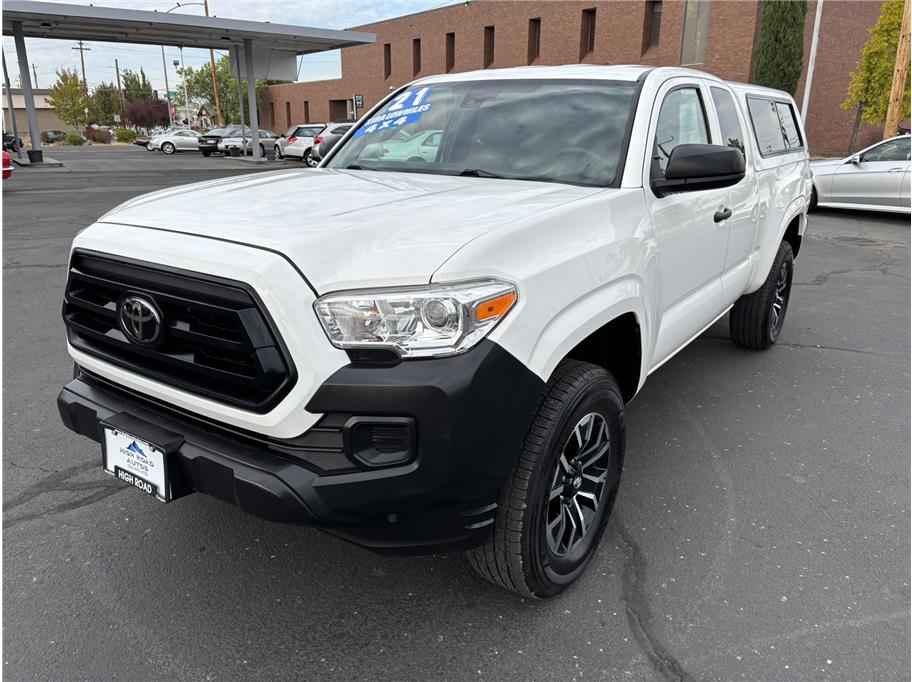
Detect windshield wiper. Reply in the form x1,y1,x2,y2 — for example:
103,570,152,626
345,164,376,170
457,168,505,178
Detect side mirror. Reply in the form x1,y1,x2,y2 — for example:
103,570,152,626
850,154,861,164
651,144,745,196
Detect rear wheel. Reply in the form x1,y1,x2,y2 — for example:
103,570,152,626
201,150,211,157
304,149,318,167
466,360,625,598
274,145,283,159
730,241,794,350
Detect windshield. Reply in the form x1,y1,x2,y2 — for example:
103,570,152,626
327,79,638,187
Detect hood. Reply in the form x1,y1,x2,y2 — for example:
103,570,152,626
98,168,604,293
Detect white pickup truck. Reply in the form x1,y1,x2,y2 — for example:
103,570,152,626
58,65,810,597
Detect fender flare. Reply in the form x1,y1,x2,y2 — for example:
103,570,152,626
745,200,806,293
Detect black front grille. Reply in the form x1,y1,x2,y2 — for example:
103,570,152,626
63,251,296,413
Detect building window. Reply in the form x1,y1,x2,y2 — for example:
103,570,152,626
680,0,710,66
384,43,392,79
303,100,310,124
269,102,275,128
528,17,542,64
285,101,291,127
484,25,495,68
643,1,662,53
445,32,455,72
413,38,421,76
580,8,596,60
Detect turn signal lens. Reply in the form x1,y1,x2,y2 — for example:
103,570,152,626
475,291,517,322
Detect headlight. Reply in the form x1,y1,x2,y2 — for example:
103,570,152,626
314,279,517,358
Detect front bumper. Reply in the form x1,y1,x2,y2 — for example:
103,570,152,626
58,340,545,554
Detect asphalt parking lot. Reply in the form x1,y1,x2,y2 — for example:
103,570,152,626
3,145,909,681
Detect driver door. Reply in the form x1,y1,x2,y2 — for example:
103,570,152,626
644,80,729,367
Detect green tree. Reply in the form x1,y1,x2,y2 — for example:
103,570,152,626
46,68,89,128
842,0,910,130
752,0,808,96
88,82,121,125
121,68,153,102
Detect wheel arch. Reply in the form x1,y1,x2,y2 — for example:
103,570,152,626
746,202,806,292
563,312,642,403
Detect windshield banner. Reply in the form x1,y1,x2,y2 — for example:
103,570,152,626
352,87,434,138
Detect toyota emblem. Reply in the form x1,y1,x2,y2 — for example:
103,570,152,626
118,295,163,346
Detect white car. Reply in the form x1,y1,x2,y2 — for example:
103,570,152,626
811,134,911,213
147,129,201,154
217,130,277,157
274,123,324,160
283,122,348,166
59,65,809,598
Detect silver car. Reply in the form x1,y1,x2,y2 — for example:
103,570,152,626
147,129,201,154
274,124,325,159
811,134,910,213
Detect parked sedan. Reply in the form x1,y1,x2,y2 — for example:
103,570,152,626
197,126,250,157
274,124,324,159
310,124,354,163
218,130,277,156
148,129,202,154
811,134,910,213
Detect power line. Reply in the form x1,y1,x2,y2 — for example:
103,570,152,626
71,40,90,94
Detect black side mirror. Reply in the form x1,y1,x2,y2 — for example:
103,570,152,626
652,143,745,196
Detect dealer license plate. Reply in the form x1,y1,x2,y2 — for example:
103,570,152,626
103,428,170,502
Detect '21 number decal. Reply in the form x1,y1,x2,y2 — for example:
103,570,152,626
387,87,432,112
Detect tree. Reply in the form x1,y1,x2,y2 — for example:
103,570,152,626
121,68,154,102
752,0,808,96
89,82,121,126
124,99,168,128
47,68,89,128
175,55,288,126
842,0,910,132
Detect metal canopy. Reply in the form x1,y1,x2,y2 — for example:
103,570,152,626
2,0,375,53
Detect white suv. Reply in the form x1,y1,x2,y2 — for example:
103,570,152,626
58,66,810,597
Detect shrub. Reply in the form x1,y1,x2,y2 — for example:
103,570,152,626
64,132,85,146
115,128,136,143
83,127,111,144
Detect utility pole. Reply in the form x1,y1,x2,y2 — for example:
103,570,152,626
884,0,911,138
203,0,223,127
801,0,824,122
3,50,23,159
72,40,90,94
31,63,38,88
115,58,126,126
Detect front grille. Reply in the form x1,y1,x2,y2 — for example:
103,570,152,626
63,251,296,413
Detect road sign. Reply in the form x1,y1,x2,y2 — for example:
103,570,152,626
167,90,178,100
354,94,364,108
113,114,121,123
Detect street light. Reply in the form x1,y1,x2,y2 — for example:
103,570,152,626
164,2,205,130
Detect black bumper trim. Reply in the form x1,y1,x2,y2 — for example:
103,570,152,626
58,340,547,553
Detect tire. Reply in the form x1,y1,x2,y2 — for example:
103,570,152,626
809,186,818,212
146,143,156,152
201,150,211,157
303,149,318,167
161,142,175,155
274,145,283,159
259,144,266,158
730,241,794,350
466,359,626,598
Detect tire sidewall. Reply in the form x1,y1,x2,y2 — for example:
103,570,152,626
524,376,625,597
162,142,175,154
274,145,283,159
767,245,794,344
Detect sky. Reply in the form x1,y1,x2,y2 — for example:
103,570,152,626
2,0,459,94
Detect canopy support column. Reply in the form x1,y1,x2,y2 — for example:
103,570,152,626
11,20,42,163
243,38,260,160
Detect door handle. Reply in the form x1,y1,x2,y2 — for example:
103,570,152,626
714,207,732,223
888,167,905,173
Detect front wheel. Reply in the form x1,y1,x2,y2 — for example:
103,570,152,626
730,241,794,350
466,360,625,598
161,142,175,155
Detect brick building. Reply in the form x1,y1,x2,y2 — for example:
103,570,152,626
261,0,888,156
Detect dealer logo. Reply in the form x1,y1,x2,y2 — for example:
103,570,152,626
118,295,163,347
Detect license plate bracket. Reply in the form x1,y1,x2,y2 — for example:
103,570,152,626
100,413,184,503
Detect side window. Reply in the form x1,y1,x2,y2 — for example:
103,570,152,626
775,102,803,150
747,97,786,156
862,137,911,162
422,132,442,147
710,86,745,160
653,87,709,177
